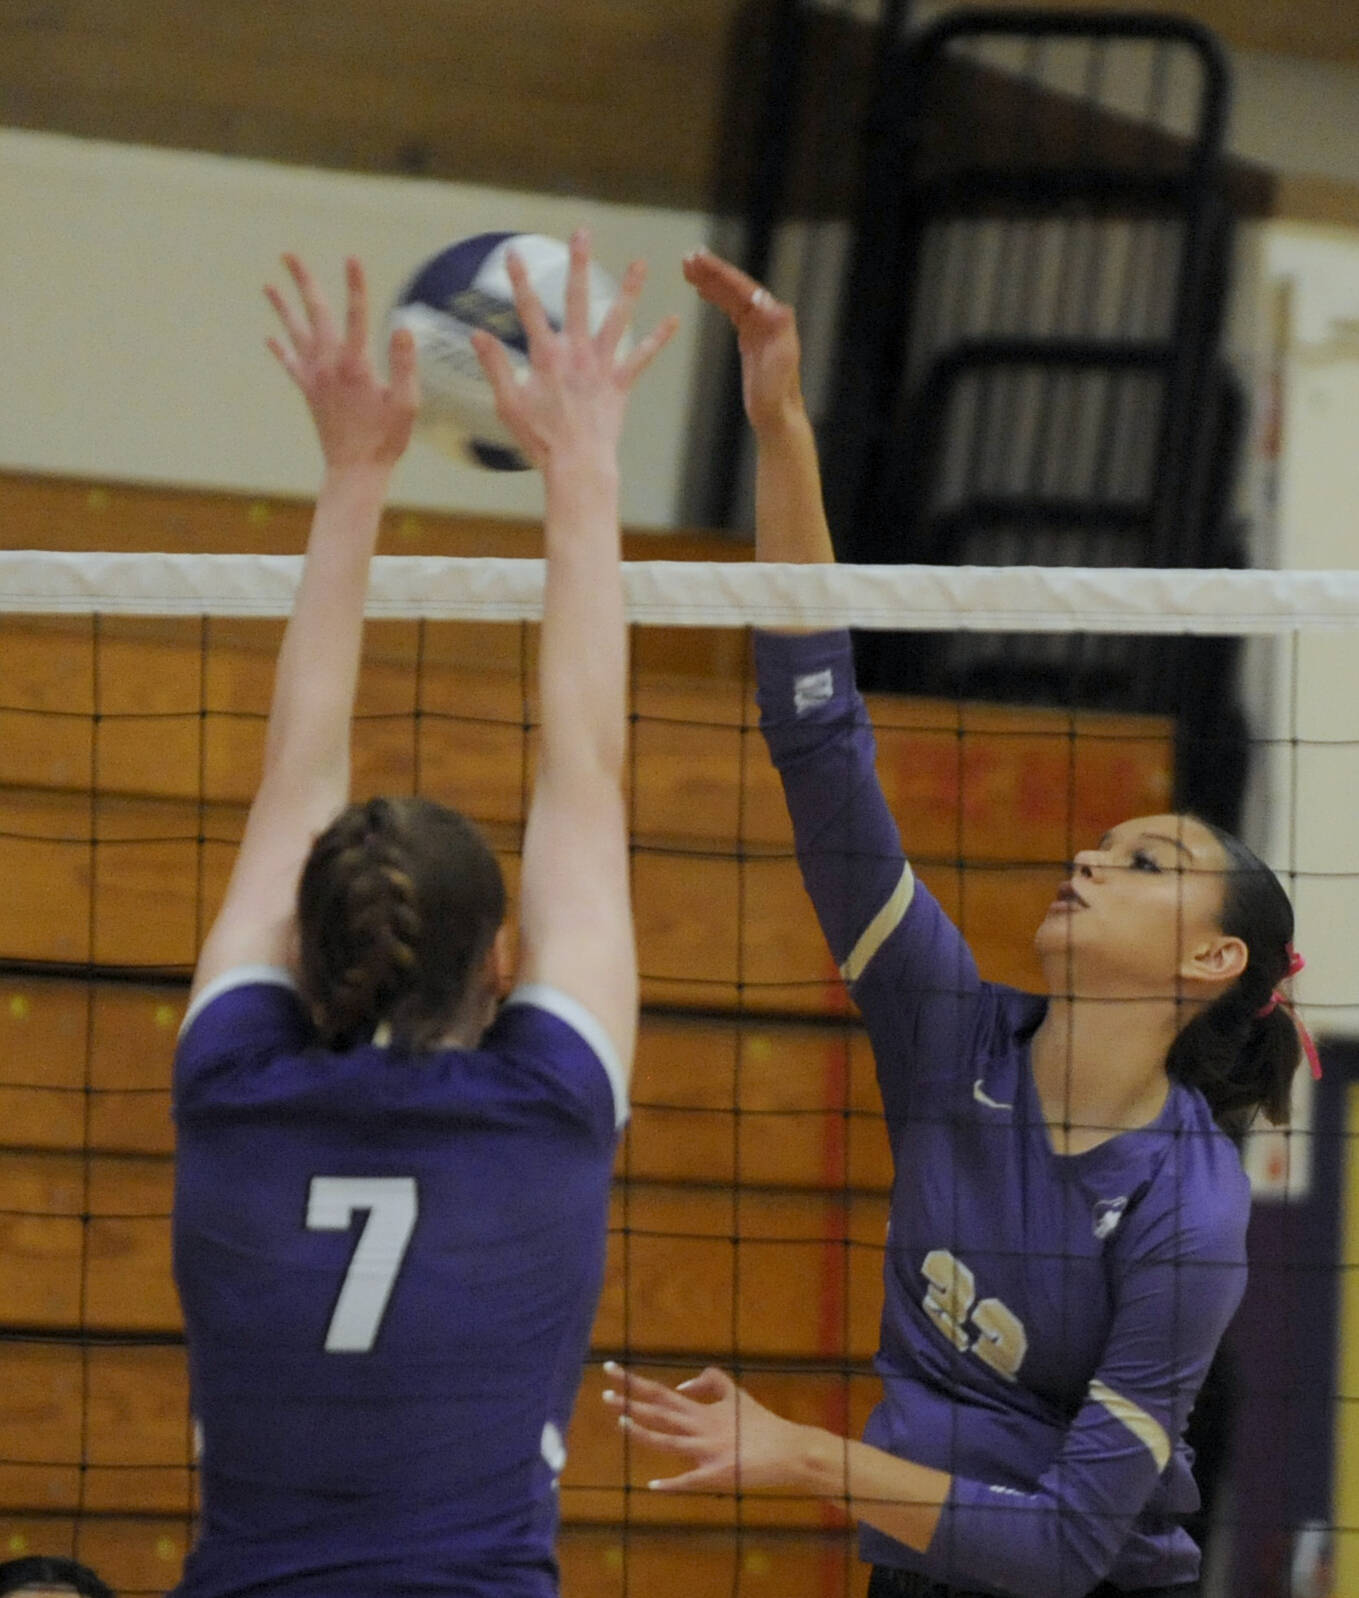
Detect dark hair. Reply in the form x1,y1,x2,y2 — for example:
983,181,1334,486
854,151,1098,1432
1163,819,1301,1134
0,1558,113,1598
297,796,506,1051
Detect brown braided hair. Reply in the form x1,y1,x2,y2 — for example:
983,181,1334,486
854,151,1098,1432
297,796,506,1051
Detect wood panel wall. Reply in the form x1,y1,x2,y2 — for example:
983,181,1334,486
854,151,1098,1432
0,1,1320,223
0,0,764,210
0,473,1174,1593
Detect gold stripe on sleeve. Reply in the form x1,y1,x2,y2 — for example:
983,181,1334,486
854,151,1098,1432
1089,1380,1171,1472
839,864,916,984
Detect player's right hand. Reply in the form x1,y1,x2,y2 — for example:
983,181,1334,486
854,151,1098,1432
471,228,678,473
682,246,805,436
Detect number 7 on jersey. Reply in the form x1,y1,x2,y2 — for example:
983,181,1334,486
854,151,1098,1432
307,1176,418,1353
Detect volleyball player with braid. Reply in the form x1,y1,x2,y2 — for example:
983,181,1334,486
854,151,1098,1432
171,234,674,1598
603,251,1317,1598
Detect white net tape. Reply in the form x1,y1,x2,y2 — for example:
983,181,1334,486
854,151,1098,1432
2,550,1359,630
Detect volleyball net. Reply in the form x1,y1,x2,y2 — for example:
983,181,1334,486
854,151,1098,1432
0,551,1355,1598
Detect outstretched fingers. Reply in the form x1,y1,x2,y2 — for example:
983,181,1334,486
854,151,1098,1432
600,1364,746,1492
602,1387,693,1437
594,257,647,359
619,313,680,388
505,250,555,360
564,227,592,340
682,245,779,326
386,324,420,413
284,252,338,348
343,256,370,358
470,328,521,415
601,1362,732,1428
264,331,301,386
676,1366,734,1402
602,1362,685,1405
264,279,307,354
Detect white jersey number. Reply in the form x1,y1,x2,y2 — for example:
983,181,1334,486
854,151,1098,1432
306,1176,418,1353
921,1248,1028,1382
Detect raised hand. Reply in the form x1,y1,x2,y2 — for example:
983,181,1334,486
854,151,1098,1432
601,1362,811,1492
682,246,804,434
472,228,678,472
266,255,419,470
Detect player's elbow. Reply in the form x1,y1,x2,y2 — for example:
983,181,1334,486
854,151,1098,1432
1019,1515,1124,1598
939,1499,1125,1598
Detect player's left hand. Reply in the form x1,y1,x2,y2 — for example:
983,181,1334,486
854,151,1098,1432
601,1362,809,1492
266,254,419,470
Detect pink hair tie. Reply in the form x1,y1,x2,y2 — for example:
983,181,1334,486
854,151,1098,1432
1256,945,1322,1080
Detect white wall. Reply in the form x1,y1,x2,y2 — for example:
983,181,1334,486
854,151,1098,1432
0,127,711,529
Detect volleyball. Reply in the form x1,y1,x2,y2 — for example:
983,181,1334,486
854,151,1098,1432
388,232,624,471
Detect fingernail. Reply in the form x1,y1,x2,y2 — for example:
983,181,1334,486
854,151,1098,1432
603,1360,622,1375
617,1415,632,1430
677,1379,697,1391
647,1480,664,1490
601,1390,616,1403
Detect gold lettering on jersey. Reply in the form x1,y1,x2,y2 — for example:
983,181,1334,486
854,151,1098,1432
921,1248,1027,1382
921,1249,974,1351
971,1294,1028,1382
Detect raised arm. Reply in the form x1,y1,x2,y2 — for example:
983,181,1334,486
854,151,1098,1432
682,247,833,570
685,251,978,1058
190,257,418,1004
473,231,676,1079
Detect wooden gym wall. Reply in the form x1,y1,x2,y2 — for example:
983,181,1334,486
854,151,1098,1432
0,0,1343,224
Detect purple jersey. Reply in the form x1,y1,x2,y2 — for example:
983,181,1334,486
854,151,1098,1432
756,630,1249,1598
171,969,625,1598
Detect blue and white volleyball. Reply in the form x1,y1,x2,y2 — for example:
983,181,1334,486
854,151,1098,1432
388,233,624,471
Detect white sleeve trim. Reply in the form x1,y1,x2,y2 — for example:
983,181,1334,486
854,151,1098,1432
504,984,630,1130
180,965,298,1038
839,863,916,984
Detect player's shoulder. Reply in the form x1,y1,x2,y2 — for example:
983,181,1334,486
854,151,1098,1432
180,965,305,1042
483,983,628,1134
1129,1084,1251,1255
986,983,1047,1030
969,982,1047,1065
176,965,308,1069
173,966,311,1114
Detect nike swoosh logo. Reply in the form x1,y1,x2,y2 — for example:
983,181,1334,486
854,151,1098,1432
973,1078,1014,1111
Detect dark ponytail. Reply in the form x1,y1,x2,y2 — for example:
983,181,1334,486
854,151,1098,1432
1164,821,1301,1135
297,796,506,1051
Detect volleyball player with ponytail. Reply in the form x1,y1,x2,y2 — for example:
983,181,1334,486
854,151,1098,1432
170,236,674,1598
604,251,1315,1598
